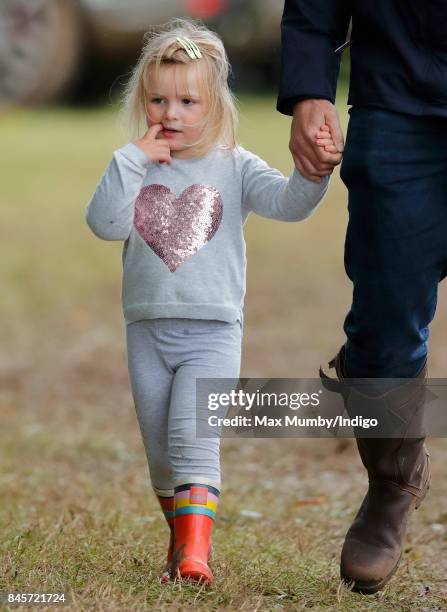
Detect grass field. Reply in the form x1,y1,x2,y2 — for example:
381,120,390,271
1,95,447,611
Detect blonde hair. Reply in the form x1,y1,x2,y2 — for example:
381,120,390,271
121,18,238,155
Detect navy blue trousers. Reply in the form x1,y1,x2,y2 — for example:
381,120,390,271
340,108,447,378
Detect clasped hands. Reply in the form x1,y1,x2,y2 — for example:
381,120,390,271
290,99,344,183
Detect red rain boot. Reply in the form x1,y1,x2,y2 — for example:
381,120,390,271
171,484,219,584
156,493,174,582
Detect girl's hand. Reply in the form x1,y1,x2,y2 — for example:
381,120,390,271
134,123,172,165
315,124,340,155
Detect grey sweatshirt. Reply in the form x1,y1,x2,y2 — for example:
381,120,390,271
86,143,328,325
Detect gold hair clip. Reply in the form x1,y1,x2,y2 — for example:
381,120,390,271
176,36,202,59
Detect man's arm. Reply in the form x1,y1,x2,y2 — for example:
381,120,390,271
276,1,352,182
277,0,352,115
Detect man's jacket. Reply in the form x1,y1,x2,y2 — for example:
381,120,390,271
277,0,447,118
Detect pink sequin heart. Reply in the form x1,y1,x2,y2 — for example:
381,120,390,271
134,184,223,272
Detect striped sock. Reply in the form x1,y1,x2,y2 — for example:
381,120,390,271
174,483,220,520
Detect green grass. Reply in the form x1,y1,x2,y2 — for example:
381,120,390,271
1,96,446,611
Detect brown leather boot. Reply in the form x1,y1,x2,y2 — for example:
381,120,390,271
320,347,430,594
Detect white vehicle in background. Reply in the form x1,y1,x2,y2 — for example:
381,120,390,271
0,0,282,105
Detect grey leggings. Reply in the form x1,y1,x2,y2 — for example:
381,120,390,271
126,318,242,493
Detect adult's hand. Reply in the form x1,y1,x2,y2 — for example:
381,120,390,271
290,99,344,182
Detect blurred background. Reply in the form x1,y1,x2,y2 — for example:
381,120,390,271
0,0,294,105
1,1,446,610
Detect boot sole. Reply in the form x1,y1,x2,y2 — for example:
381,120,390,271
341,553,401,594
160,544,213,583
341,478,430,594
178,570,213,585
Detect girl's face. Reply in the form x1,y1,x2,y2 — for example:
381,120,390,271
146,62,209,159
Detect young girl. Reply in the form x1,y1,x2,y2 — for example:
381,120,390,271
86,18,333,585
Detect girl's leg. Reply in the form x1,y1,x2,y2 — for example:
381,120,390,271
162,318,242,583
125,320,175,577
126,320,175,491
167,319,242,489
